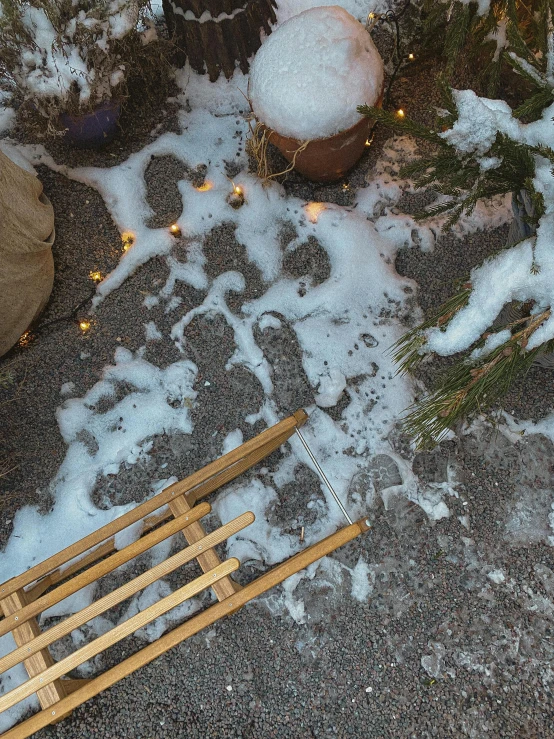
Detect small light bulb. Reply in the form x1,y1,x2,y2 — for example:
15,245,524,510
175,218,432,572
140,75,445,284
18,330,32,347
89,271,103,283
408,53,414,60
396,109,405,118
227,184,245,209
170,223,181,236
121,231,135,251
79,319,91,333
195,181,213,192
305,202,326,224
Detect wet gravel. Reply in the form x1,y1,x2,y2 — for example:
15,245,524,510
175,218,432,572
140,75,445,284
1,21,554,739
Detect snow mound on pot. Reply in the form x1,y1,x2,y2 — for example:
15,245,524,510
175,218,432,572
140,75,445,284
248,5,384,141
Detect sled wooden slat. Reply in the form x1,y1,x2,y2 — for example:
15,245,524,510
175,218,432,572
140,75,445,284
0,503,211,639
0,559,240,713
176,426,298,507
168,493,240,601
0,513,255,676
1,518,368,739
0,410,307,601
0,590,67,710
25,507,174,601
0,410,371,739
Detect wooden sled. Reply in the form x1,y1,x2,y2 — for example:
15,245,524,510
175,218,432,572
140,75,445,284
0,409,370,738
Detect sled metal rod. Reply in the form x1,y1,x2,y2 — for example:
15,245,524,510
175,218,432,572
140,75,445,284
294,427,353,525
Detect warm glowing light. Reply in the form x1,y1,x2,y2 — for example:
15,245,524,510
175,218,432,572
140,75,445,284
369,12,375,18
342,183,350,191
18,330,32,347
305,202,326,224
408,53,414,60
195,181,213,192
89,271,103,283
365,139,372,147
170,223,181,236
396,108,405,118
121,231,135,251
79,319,91,333
227,183,245,209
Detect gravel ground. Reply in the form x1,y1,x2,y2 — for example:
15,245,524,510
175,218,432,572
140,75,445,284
2,21,554,739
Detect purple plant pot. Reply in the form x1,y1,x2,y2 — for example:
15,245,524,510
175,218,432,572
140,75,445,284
59,100,121,148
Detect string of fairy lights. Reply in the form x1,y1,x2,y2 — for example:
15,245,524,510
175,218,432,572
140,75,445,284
15,3,413,349
15,179,247,346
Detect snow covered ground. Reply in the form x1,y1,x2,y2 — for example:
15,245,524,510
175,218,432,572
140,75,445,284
1,1,554,734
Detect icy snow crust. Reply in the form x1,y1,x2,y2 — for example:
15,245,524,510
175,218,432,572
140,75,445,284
248,6,384,140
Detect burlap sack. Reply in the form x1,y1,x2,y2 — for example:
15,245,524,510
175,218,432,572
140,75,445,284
0,149,55,356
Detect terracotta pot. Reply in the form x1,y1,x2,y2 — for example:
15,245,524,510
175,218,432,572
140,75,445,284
267,115,372,183
259,89,383,183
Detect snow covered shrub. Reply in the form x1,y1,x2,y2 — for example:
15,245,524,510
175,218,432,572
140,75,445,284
0,0,164,123
421,0,554,99
359,0,554,447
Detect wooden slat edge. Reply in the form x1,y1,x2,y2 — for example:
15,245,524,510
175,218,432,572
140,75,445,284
0,504,211,639
184,427,298,507
0,512,255,675
0,411,306,598
168,496,240,602
1,517,366,739
0,559,240,714
0,591,66,711
26,508,174,601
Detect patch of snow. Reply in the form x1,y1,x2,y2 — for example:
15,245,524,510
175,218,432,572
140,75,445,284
222,428,244,454
114,519,144,551
143,294,160,309
350,557,375,602
144,321,162,341
421,641,446,679
315,368,347,408
275,0,397,24
249,6,384,140
0,32,482,725
258,313,282,331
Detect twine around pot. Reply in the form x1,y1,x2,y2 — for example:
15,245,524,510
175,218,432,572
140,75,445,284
246,120,310,181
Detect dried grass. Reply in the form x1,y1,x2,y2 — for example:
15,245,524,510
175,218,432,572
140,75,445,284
246,119,310,182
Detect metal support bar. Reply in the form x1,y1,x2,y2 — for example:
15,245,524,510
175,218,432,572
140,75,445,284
294,427,353,525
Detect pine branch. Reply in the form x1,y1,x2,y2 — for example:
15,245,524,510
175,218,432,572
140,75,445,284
357,105,447,146
514,87,554,119
412,199,461,222
392,287,472,373
506,51,546,87
506,0,537,63
444,1,474,75
402,308,554,448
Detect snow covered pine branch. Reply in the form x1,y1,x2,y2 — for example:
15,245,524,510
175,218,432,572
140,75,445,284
361,2,554,447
